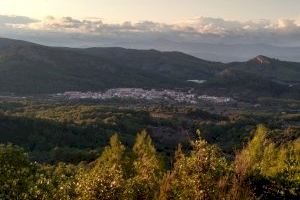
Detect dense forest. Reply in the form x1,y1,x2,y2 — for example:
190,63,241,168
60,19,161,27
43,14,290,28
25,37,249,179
1,99,299,164
0,98,299,199
1,126,299,199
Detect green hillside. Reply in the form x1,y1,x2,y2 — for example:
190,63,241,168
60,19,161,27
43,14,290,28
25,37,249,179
199,68,300,100
0,38,222,94
229,55,300,82
0,38,300,100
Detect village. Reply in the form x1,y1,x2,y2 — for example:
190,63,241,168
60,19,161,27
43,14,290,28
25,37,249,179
58,88,234,104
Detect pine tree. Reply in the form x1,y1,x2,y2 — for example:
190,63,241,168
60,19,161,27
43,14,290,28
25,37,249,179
234,125,300,198
124,130,164,200
158,134,229,200
76,134,126,200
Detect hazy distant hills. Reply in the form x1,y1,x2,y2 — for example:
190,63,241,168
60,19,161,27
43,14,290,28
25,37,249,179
156,42,300,63
19,37,300,62
0,38,299,99
0,38,223,94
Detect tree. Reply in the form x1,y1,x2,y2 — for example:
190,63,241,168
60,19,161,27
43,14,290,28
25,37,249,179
158,134,229,200
76,134,126,200
31,163,78,200
0,144,37,199
124,130,164,199
235,125,300,198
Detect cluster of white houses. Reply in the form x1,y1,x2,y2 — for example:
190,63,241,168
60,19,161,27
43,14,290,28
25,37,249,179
198,95,232,104
60,88,233,104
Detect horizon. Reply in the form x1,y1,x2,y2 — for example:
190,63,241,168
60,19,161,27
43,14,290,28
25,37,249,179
1,1,300,62
0,36,290,63
0,2,300,199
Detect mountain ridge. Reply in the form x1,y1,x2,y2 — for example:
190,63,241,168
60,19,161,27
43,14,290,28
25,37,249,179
0,37,299,100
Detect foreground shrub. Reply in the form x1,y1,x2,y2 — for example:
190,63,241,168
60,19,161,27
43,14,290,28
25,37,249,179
124,130,164,199
76,134,126,200
236,125,300,199
0,144,38,199
158,134,230,199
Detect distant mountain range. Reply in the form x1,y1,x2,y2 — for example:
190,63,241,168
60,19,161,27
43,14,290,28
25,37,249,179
14,36,300,63
0,38,299,100
112,40,300,63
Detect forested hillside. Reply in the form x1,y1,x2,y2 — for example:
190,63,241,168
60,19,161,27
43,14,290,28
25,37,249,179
1,126,299,199
1,38,300,100
1,99,299,164
0,38,221,94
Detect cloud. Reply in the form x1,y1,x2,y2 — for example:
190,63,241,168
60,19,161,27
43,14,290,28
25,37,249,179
11,16,299,44
23,16,102,32
177,17,300,35
0,15,38,25
19,16,175,34
6,15,300,35
1,15,300,62
276,19,298,31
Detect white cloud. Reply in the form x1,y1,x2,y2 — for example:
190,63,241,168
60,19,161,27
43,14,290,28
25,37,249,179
1,15,300,62
0,15,38,25
4,15,299,36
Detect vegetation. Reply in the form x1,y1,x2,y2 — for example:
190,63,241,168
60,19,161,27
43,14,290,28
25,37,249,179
0,38,300,200
1,38,300,100
0,126,299,199
0,99,299,164
0,38,220,94
0,98,299,199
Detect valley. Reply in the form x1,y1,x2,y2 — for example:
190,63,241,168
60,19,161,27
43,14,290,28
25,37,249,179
0,38,299,164
1,87,299,164
1,1,300,198
0,38,299,199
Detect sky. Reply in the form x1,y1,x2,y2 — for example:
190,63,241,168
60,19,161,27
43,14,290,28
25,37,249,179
0,0,300,61
1,0,300,23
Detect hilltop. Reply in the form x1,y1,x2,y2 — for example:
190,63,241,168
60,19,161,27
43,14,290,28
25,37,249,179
0,38,299,100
